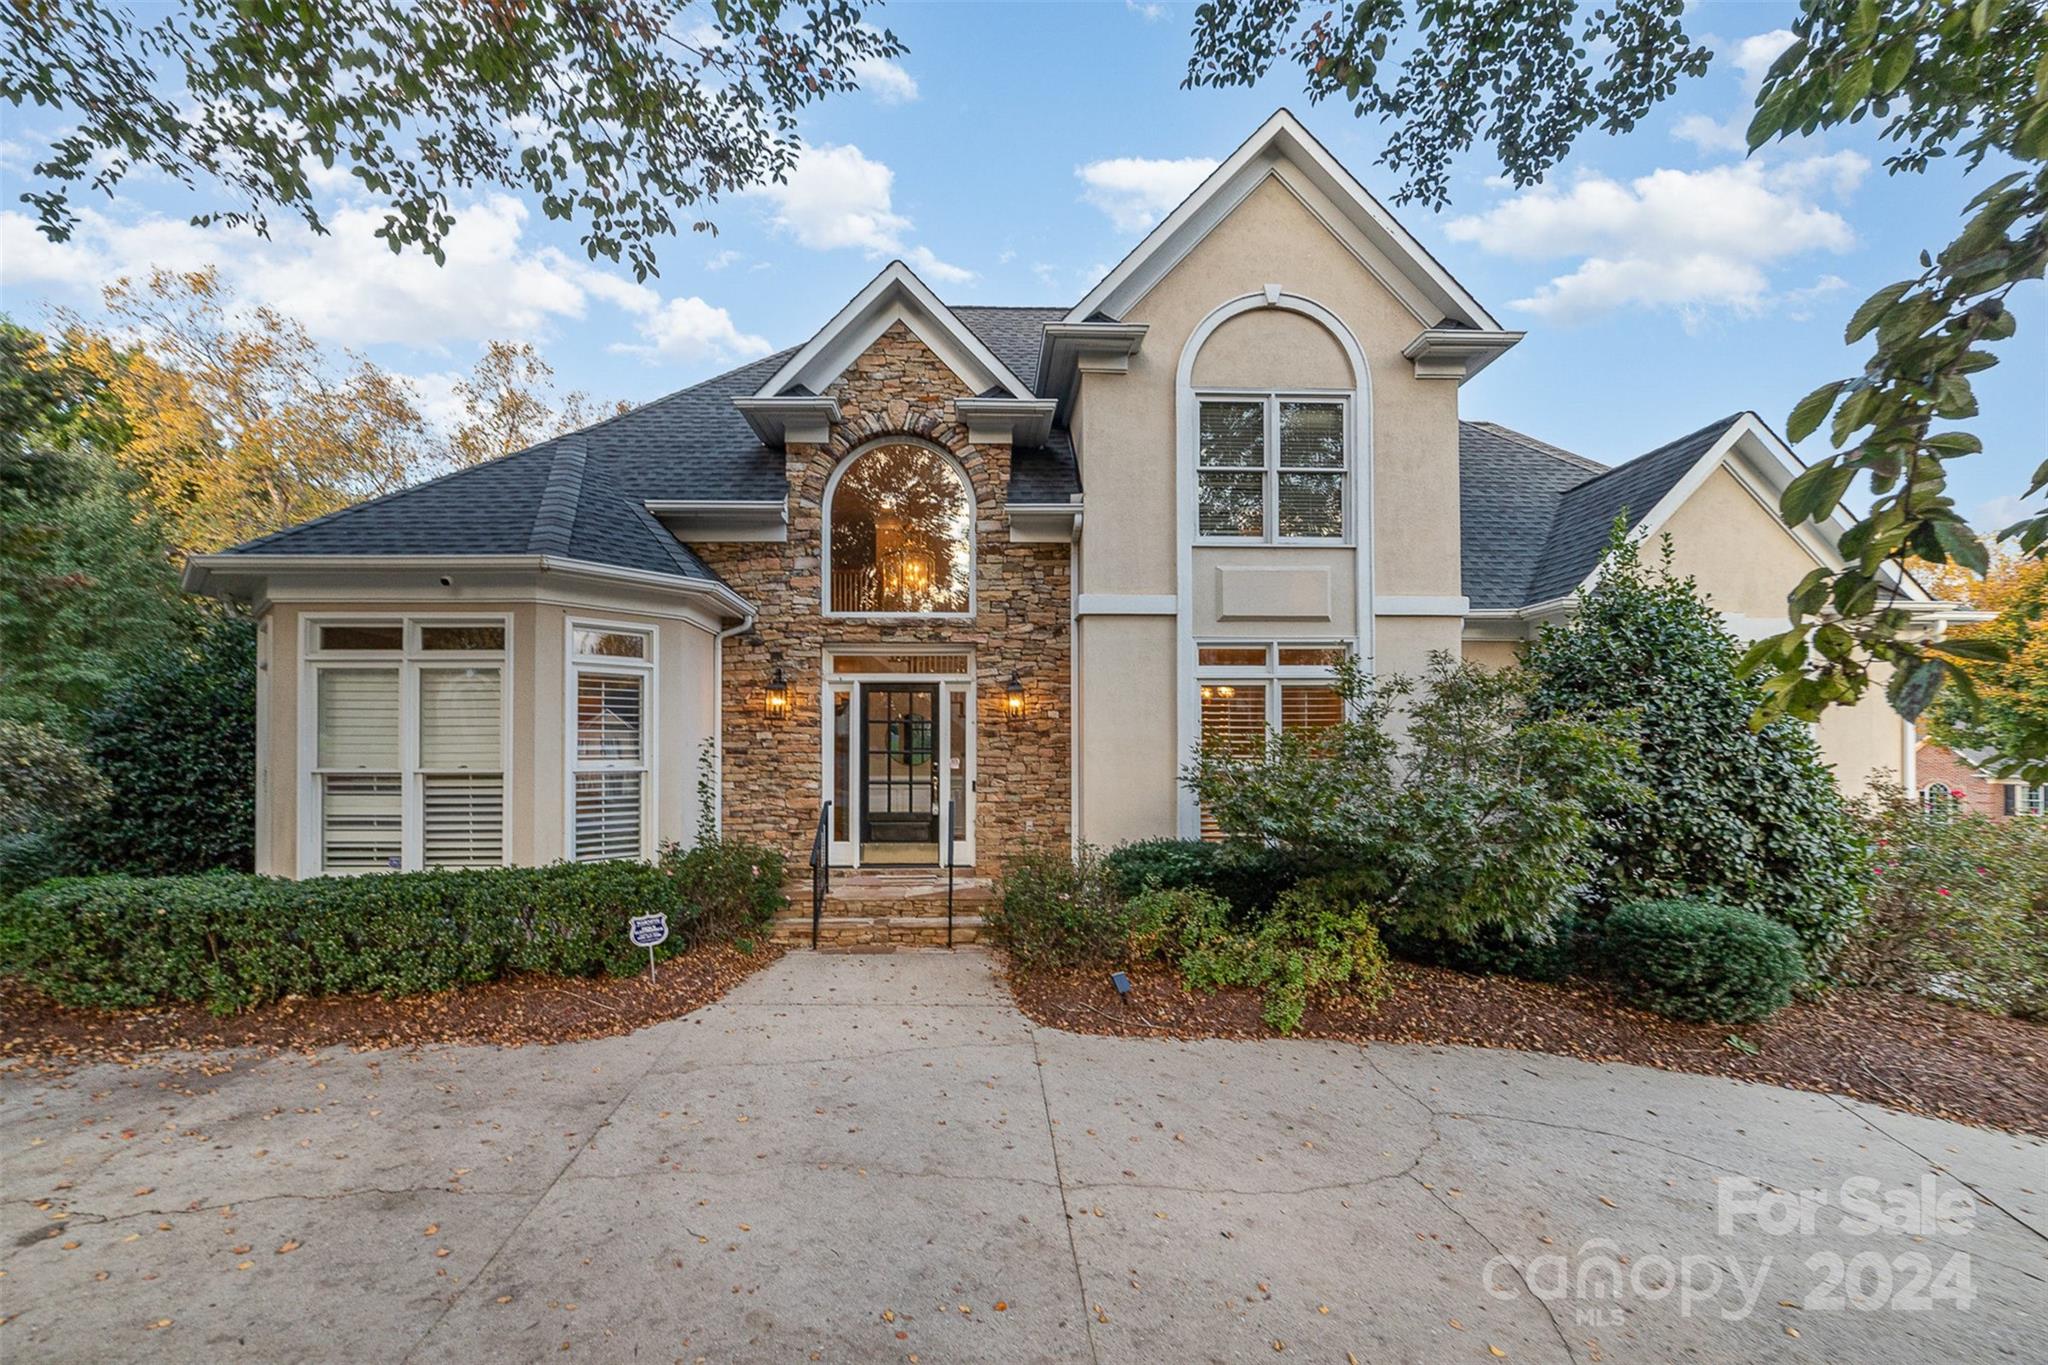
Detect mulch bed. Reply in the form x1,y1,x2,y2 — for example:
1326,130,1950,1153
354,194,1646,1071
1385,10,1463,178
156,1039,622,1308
0,943,781,1078
1009,960,2048,1136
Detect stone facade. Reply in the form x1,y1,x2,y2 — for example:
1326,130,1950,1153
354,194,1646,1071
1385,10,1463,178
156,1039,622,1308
695,322,1072,869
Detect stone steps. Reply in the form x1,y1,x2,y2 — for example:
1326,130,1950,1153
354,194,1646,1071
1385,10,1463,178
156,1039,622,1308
774,871,994,951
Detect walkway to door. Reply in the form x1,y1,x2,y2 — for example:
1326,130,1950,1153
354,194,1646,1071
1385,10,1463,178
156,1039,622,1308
10,951,2038,1363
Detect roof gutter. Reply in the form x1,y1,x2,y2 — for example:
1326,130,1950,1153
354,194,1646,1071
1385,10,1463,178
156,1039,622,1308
182,553,757,621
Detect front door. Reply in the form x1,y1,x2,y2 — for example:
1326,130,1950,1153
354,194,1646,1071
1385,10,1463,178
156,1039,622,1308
860,683,940,864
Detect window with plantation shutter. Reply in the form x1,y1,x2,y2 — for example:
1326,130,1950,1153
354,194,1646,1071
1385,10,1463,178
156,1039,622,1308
569,624,654,862
1194,395,1348,542
306,618,510,874
1198,683,1266,841
422,774,504,866
1193,643,1349,841
322,774,401,870
1281,685,1344,733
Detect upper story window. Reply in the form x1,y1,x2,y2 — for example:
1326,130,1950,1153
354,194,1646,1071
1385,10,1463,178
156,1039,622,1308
1197,396,1347,542
826,443,973,615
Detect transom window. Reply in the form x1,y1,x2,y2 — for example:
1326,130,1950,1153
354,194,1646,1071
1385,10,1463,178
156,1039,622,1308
1194,641,1348,839
1196,396,1347,541
826,443,974,615
569,622,655,862
307,617,508,874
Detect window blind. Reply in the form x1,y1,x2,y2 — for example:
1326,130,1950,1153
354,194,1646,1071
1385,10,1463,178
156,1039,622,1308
576,673,644,762
316,670,399,769
1198,401,1264,466
1281,685,1344,733
422,774,504,867
574,772,643,861
420,668,502,770
1198,684,1267,842
322,773,401,870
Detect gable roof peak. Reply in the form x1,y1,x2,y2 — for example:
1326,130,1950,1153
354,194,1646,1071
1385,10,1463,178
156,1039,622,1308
1067,107,1506,337
751,259,1034,405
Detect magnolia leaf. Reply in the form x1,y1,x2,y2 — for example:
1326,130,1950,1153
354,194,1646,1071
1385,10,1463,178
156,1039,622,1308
1930,518,1992,575
1927,636,2009,664
1780,459,1854,525
1845,282,1911,343
1886,655,1946,720
1786,380,1846,442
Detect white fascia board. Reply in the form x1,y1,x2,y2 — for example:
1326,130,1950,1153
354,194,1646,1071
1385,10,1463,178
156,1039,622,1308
645,500,789,543
183,553,756,619
1007,500,1083,544
1035,322,1148,416
732,396,841,445
1067,109,1503,332
754,260,1033,401
1403,327,1526,381
954,397,1058,447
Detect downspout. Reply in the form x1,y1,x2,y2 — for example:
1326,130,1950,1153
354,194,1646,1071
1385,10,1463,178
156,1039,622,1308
712,607,758,840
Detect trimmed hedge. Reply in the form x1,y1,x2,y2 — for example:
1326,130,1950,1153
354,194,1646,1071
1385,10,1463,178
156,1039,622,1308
1600,898,1806,1024
1,856,784,1013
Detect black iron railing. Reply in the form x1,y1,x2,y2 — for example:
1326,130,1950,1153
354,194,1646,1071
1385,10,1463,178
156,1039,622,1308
810,801,831,950
945,798,957,950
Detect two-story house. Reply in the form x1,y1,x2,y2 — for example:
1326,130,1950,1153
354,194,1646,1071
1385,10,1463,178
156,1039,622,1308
184,111,1964,944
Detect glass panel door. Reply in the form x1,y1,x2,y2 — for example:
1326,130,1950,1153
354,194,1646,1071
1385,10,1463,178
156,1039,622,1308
859,683,940,863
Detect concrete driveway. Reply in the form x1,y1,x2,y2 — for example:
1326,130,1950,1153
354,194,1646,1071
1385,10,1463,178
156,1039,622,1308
3,951,2042,1363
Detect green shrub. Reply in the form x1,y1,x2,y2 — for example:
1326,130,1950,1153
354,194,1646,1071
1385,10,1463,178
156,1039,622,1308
62,616,257,875
1836,791,2048,1016
987,845,1128,971
1600,898,1806,1024
1103,838,1308,923
1521,531,1867,966
1385,911,1587,984
0,858,768,1013
661,837,787,942
1186,652,1642,945
1125,877,1391,1033
0,719,108,837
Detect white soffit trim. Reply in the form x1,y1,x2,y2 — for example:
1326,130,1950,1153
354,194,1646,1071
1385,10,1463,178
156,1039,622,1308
182,553,756,618
1067,108,1504,332
645,500,789,543
754,259,1035,402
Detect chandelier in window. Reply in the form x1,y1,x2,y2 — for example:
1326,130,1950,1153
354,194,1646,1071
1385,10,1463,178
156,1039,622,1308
880,543,937,597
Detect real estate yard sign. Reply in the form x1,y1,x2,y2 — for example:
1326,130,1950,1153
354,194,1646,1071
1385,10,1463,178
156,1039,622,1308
629,913,668,982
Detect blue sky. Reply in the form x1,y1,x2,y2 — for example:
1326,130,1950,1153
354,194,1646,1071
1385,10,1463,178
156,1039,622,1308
2,0,2040,530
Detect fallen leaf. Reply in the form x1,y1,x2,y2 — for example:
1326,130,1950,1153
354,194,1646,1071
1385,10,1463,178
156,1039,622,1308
993,1301,1007,1312
496,1296,512,1305
1597,1196,1617,1209
60,1241,80,1251
1489,1348,1507,1358
237,1261,254,1271
276,1241,299,1255
423,1225,439,1237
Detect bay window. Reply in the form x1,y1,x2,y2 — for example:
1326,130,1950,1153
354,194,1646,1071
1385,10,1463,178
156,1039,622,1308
1196,395,1348,541
307,618,507,873
570,623,655,861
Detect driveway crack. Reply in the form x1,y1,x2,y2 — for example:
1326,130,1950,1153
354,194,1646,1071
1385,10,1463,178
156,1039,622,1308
1024,1016,1102,1365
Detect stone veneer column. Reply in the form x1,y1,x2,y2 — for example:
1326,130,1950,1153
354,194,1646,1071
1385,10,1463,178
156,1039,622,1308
695,322,1072,869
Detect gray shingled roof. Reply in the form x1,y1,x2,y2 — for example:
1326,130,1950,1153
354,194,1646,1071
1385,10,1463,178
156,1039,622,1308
1459,414,1744,610
224,306,1087,583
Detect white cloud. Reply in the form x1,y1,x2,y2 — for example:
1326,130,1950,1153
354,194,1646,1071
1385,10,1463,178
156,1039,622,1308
704,249,743,272
0,195,771,368
1674,29,1800,155
1075,156,1219,233
1976,493,2046,535
744,141,971,281
1125,0,1167,19
853,55,919,104
905,245,975,285
616,295,771,363
1444,154,1870,324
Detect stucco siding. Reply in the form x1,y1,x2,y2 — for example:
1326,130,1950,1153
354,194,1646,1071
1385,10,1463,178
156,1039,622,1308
1460,638,1522,670
1075,613,1178,847
1661,467,1820,626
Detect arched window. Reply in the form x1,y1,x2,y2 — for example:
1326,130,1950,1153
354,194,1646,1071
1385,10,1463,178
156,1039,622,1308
826,443,973,615
1921,783,1959,819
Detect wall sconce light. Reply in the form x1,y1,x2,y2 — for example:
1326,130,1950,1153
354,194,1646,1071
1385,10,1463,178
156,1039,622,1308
765,665,789,715
1005,670,1025,717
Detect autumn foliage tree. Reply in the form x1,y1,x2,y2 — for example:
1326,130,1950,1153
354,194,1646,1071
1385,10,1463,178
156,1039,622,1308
68,268,428,552
1923,551,2048,775
445,340,627,470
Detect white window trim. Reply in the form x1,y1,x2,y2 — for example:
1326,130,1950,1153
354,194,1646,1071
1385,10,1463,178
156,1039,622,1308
298,612,514,876
1193,641,1349,734
1174,290,1373,838
1192,390,1353,546
819,436,979,622
819,647,978,870
565,618,659,863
